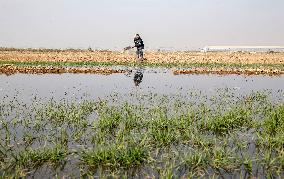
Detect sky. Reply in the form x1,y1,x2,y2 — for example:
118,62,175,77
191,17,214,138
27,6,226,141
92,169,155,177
0,0,283,50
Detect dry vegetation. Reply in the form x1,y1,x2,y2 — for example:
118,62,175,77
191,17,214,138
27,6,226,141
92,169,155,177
0,49,283,64
0,49,283,75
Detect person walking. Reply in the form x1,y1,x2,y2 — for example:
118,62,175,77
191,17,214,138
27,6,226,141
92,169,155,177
134,34,144,59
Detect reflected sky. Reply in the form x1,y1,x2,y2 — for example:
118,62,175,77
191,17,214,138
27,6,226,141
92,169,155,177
0,69,283,103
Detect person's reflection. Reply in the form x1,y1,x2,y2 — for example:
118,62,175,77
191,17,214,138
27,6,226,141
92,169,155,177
133,70,143,87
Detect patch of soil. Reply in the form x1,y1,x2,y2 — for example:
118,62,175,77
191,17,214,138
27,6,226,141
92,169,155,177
172,68,284,76
0,64,126,75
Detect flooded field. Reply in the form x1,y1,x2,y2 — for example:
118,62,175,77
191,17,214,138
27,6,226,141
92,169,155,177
0,68,284,178
1,68,284,101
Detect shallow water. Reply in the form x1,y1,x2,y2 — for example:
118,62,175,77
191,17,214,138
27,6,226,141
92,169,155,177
0,68,283,102
0,68,284,178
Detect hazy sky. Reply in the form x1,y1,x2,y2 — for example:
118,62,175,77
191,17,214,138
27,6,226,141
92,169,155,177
0,0,283,50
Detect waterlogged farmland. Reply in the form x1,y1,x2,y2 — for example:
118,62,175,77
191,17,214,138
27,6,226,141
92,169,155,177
1,69,284,101
0,69,284,178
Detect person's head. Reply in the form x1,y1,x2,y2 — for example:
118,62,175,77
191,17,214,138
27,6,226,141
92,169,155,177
135,34,140,38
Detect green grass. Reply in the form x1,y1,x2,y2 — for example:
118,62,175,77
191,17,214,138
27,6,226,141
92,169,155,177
200,107,253,135
0,60,284,70
2,146,67,177
80,143,149,170
0,91,283,177
263,104,284,136
183,150,209,171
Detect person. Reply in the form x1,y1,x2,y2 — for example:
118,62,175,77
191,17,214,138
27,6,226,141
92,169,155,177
134,34,144,59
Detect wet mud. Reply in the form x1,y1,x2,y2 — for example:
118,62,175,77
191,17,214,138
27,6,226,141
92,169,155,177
0,64,126,75
173,68,284,76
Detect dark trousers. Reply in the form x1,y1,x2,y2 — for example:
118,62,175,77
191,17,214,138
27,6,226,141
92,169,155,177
136,47,144,59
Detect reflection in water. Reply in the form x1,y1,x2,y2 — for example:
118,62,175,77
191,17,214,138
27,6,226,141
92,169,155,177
133,69,144,86
0,70,283,102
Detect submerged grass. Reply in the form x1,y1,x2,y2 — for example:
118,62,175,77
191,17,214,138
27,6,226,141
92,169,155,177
201,107,253,135
0,90,283,177
80,143,149,170
2,146,67,177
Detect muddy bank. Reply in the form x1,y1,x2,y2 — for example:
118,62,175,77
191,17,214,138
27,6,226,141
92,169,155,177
1,64,284,76
173,68,284,76
1,49,284,75
0,64,126,75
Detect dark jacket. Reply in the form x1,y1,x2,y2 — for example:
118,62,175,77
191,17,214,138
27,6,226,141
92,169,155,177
134,37,144,49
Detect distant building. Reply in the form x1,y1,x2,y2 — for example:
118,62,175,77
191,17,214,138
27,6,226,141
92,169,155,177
201,46,284,52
